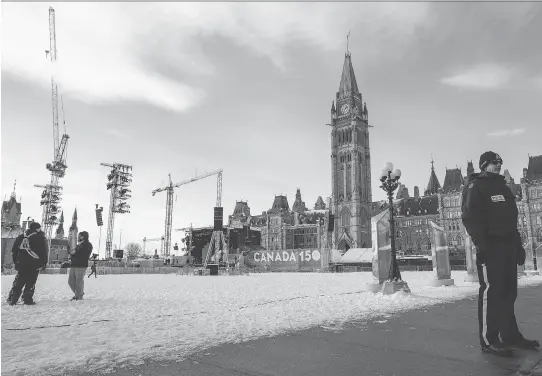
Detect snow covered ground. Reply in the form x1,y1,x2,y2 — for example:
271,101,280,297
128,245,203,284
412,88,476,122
2,271,542,376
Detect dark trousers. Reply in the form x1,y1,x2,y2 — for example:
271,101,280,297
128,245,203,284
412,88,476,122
8,267,40,304
476,238,523,346
88,268,97,278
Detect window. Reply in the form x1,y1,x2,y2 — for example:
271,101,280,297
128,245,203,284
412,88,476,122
537,229,542,244
537,216,542,226
457,236,463,246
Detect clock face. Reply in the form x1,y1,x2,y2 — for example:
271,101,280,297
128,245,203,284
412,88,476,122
340,104,350,115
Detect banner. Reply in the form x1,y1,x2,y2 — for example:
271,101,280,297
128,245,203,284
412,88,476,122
249,249,322,271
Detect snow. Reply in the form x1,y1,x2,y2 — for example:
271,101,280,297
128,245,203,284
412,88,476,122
2,271,542,376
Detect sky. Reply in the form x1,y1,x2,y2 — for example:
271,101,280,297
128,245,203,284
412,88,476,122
2,2,541,258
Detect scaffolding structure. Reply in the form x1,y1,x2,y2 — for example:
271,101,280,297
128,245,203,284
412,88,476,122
101,163,133,259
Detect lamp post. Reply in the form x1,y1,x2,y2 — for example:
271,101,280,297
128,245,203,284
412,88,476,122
379,162,404,284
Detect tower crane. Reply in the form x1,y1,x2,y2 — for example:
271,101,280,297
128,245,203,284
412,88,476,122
152,169,223,258
34,6,70,257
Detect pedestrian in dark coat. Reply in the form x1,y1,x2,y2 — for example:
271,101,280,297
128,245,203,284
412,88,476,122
462,151,540,357
88,260,97,278
7,222,48,305
68,231,93,300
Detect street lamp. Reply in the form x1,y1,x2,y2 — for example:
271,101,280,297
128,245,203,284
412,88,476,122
379,162,404,283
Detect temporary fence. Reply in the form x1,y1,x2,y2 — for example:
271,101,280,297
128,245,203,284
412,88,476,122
1,262,468,276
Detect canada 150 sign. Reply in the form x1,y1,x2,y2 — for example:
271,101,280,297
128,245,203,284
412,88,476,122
253,250,321,263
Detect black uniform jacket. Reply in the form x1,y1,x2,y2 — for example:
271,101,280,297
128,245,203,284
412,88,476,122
12,229,48,269
461,171,523,252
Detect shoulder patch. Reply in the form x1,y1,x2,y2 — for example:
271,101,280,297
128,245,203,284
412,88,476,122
468,182,474,188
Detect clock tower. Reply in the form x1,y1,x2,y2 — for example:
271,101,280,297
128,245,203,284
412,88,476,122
330,51,372,251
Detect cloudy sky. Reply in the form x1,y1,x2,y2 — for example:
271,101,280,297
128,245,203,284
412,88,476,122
2,2,541,257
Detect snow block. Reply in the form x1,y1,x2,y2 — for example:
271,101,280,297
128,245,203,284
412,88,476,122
370,210,392,285
428,278,455,287
381,280,411,295
429,222,454,287
365,282,382,293
464,234,478,283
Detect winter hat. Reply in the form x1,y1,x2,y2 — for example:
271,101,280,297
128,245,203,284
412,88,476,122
479,151,503,171
29,222,41,231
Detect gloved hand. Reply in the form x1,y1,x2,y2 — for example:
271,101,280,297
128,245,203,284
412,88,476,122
517,246,526,266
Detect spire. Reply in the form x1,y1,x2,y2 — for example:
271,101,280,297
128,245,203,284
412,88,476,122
55,211,65,239
338,51,359,99
11,180,17,199
69,208,78,231
425,159,441,196
467,160,474,176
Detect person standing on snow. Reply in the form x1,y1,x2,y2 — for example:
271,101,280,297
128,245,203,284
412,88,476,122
68,231,93,300
462,151,540,357
88,259,97,278
7,222,48,305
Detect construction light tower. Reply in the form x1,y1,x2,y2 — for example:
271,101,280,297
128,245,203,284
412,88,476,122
35,6,70,255
101,163,133,259
152,169,223,257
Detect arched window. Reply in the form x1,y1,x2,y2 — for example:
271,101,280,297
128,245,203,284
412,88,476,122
448,235,454,247
457,236,463,246
340,208,351,233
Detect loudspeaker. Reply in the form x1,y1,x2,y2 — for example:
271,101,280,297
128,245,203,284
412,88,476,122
327,214,335,232
114,249,124,259
214,207,223,230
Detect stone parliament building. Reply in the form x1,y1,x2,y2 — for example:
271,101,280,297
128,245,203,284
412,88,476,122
225,51,542,266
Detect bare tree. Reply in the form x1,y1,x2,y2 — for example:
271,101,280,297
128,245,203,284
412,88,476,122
125,242,142,260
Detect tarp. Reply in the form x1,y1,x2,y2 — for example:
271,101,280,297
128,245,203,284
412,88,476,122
339,248,373,263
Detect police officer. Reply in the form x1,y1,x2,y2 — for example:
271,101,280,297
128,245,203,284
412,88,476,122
7,222,48,305
462,151,540,356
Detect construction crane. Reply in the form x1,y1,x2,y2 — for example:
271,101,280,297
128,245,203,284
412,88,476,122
152,169,223,258
35,6,70,257
142,236,164,256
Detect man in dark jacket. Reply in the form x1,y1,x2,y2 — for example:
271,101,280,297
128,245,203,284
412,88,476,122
462,151,540,356
7,222,48,305
68,231,93,300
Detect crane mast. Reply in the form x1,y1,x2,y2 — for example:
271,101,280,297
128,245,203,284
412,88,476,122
152,169,223,258
101,162,133,259
35,6,70,257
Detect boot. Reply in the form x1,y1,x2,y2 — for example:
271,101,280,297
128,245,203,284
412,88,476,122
504,337,540,350
481,342,515,357
23,300,36,305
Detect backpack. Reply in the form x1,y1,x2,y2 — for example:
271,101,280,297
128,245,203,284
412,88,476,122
19,232,41,260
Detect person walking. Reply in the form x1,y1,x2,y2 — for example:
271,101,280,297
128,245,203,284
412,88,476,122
7,222,48,305
88,260,97,278
462,151,540,356
68,231,93,300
